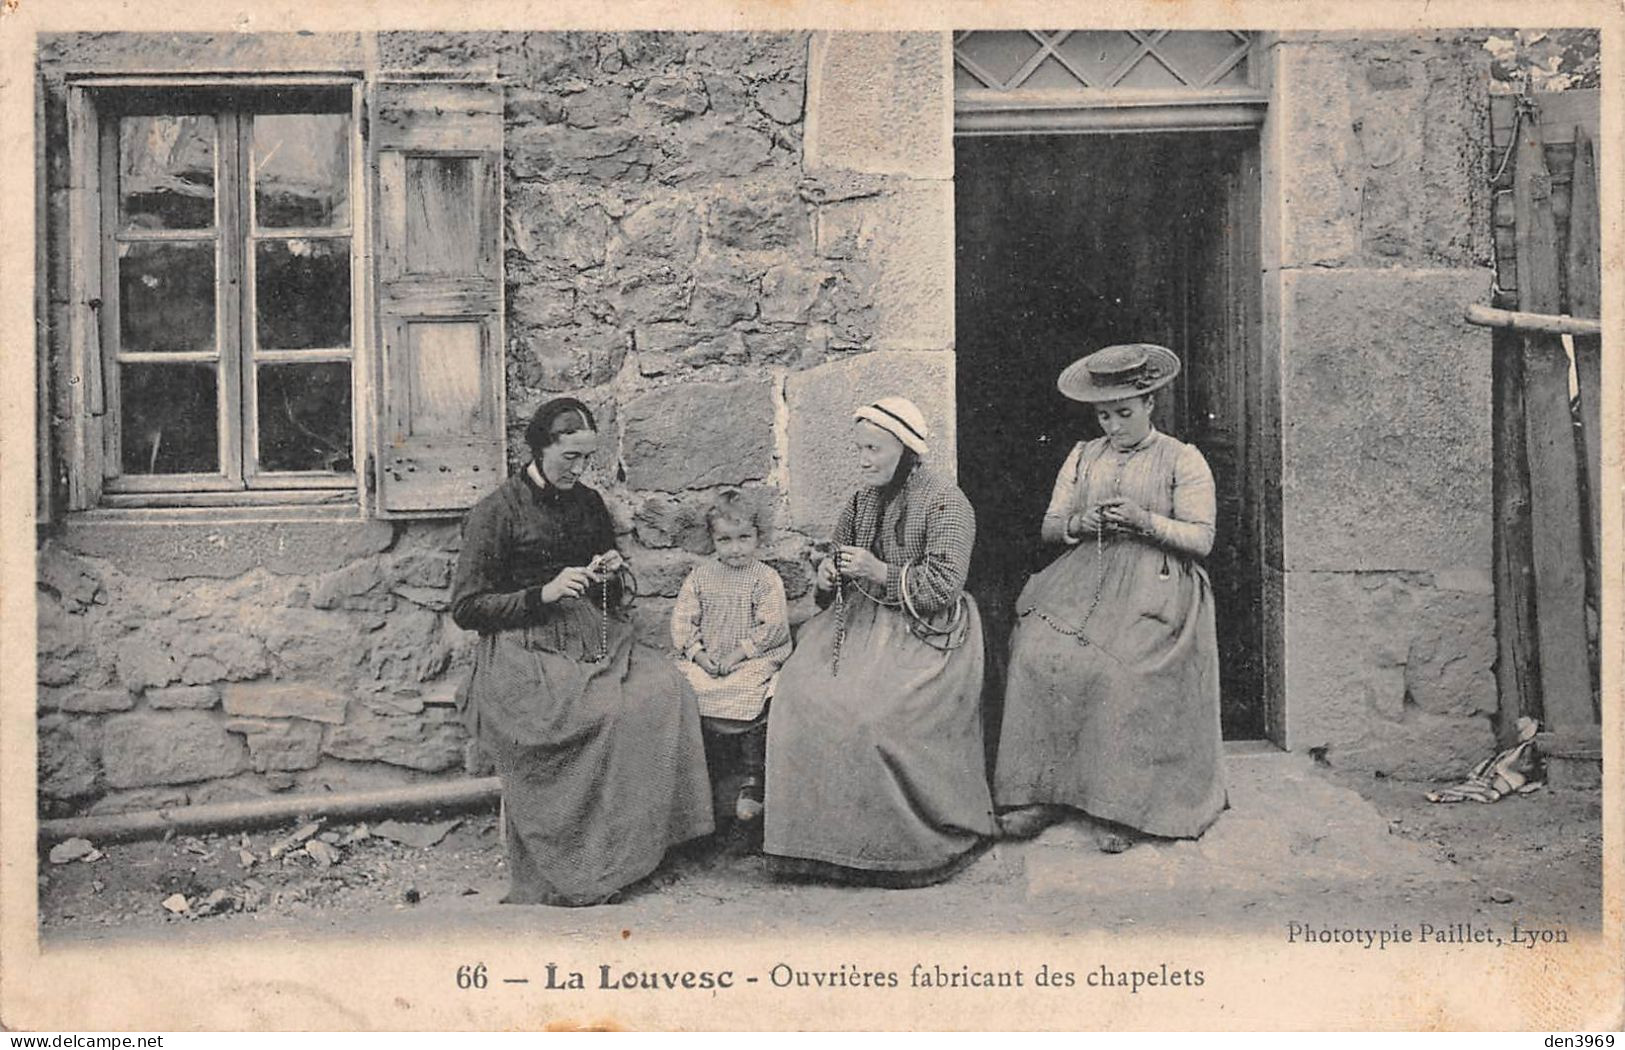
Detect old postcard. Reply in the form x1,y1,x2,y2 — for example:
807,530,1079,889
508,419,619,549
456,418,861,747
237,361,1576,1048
1,0,1619,1032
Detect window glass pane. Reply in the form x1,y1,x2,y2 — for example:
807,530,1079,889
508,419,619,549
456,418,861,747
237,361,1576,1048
118,241,216,353
257,362,353,473
255,237,351,349
119,115,215,230
254,113,350,229
120,363,218,474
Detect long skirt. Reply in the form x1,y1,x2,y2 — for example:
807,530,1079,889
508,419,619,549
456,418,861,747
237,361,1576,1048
764,594,995,880
463,601,713,905
994,536,1226,838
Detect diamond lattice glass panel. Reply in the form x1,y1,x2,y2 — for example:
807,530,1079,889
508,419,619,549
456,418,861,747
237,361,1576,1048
1054,31,1145,86
253,113,350,229
119,115,216,231
1153,31,1249,86
1213,54,1251,87
1024,56,1089,91
120,362,219,475
956,29,1255,93
1116,52,1185,90
956,31,1046,88
256,237,351,350
118,241,216,353
257,362,353,472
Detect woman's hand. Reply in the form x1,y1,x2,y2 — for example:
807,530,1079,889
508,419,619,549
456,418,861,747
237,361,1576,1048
541,566,597,604
838,545,890,587
1099,497,1153,534
588,549,624,579
1067,505,1106,539
814,557,839,591
695,650,721,676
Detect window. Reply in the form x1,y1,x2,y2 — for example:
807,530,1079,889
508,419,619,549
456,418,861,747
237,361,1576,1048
102,87,359,501
57,74,508,516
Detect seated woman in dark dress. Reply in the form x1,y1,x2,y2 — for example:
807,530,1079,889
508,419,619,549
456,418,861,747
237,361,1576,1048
451,397,713,905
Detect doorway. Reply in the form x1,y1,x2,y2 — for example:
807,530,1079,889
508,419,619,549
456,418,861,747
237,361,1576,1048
956,130,1275,755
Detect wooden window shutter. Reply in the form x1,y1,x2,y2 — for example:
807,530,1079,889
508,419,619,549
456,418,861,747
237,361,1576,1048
370,74,506,516
63,86,106,513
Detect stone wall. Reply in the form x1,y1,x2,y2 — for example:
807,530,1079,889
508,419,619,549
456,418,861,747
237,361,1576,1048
36,31,956,815
1264,33,1500,777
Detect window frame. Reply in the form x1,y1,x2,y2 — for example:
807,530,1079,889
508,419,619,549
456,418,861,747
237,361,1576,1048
65,75,371,512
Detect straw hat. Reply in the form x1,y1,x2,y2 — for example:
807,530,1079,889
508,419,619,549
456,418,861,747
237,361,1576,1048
1057,343,1181,403
853,396,930,455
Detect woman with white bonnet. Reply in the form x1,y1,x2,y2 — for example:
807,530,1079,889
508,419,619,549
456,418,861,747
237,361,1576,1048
764,396,995,886
995,344,1226,852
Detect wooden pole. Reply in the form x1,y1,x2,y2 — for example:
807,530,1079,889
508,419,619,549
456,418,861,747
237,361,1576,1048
38,777,503,847
1565,126,1603,722
1464,303,1602,337
1513,116,1594,733
1492,324,1539,744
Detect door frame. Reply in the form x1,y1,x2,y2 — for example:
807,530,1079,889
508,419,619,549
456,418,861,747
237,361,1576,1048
951,59,1286,748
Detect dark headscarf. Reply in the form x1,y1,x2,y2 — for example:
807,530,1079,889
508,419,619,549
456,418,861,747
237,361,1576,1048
525,397,597,458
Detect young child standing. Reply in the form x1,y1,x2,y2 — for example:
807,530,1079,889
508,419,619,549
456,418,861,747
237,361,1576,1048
671,490,792,827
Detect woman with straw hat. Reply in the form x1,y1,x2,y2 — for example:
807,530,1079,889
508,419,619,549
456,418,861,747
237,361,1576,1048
764,396,995,885
994,345,1226,851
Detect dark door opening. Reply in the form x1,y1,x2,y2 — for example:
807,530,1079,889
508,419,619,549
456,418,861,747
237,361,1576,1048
956,130,1271,756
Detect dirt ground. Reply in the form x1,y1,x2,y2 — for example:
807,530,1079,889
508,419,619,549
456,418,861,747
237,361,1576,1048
37,754,1603,944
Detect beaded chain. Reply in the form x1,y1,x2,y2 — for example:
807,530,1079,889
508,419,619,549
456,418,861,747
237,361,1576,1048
1030,448,1123,647
830,548,846,677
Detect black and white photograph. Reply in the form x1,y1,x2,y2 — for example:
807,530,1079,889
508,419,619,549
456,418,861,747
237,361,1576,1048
1,0,1619,1032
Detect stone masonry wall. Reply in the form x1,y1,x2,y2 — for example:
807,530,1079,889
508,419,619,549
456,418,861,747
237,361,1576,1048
36,31,955,816
1265,33,1500,777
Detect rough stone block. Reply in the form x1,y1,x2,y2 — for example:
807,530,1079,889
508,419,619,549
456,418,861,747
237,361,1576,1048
101,711,249,788
38,546,104,612
760,264,832,324
1283,570,1497,778
754,78,806,125
785,351,957,533
115,632,179,691
817,182,953,350
38,715,101,800
292,758,427,796
565,83,633,129
805,32,950,178
615,269,691,325
638,74,710,121
632,548,702,599
87,786,189,816
511,325,630,393
1281,268,1493,572
506,184,610,270
322,707,465,773
655,118,777,184
614,196,703,268
708,189,813,252
51,687,135,713
146,685,220,710
508,279,577,329
223,682,349,726
188,773,279,806
55,520,395,579
508,125,652,182
635,493,714,553
169,631,272,684
622,380,775,490
226,718,326,773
